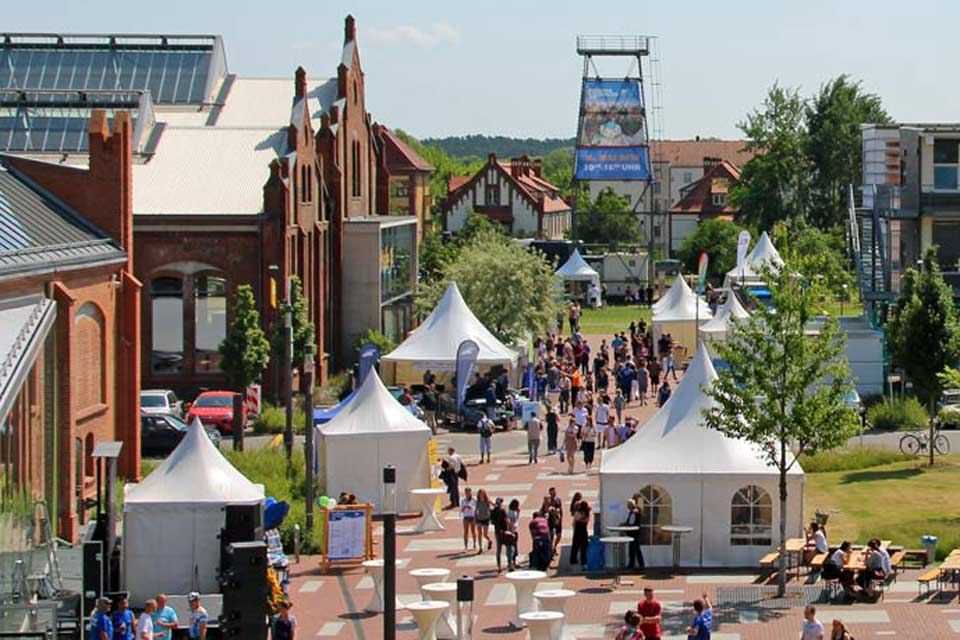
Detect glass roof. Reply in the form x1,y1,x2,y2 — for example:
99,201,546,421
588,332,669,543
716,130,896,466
0,34,226,105
0,89,154,154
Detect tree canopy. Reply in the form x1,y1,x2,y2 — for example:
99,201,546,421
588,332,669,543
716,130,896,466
677,219,744,284
416,229,557,343
219,285,270,392
573,186,644,247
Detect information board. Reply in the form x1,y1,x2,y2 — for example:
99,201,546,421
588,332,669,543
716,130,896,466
319,503,374,572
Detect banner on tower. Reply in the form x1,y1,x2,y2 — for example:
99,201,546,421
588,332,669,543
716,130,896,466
575,79,651,181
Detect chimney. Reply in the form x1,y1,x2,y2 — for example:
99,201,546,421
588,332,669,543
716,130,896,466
532,159,542,178
487,152,497,164
87,110,133,264
295,66,307,99
345,15,356,43
510,157,522,178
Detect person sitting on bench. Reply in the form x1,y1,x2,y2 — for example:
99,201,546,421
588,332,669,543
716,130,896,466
805,522,828,565
858,538,890,599
822,541,856,596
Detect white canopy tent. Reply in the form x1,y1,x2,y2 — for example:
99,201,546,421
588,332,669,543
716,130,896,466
123,419,264,605
382,281,519,385
554,249,601,298
699,292,751,342
599,346,804,567
652,276,712,354
724,231,784,286
652,274,686,313
318,369,433,513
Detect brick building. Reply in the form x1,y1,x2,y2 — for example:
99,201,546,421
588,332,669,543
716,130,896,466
0,112,140,541
670,158,742,245
374,124,435,237
443,153,571,239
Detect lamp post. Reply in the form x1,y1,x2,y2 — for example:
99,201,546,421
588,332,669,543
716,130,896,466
383,466,397,640
840,283,848,317
283,288,293,462
303,342,315,531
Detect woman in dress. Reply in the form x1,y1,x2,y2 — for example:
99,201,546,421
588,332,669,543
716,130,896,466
568,493,591,569
580,416,598,471
563,418,580,475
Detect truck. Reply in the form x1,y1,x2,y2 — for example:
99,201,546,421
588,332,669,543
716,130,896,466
583,252,650,299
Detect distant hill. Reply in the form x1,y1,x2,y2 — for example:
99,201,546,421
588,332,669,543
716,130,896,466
421,135,576,160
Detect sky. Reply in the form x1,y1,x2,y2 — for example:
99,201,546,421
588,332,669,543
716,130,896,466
6,0,959,141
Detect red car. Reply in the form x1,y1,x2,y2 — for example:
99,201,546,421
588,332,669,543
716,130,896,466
185,391,244,434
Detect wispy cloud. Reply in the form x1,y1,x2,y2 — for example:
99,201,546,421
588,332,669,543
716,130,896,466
366,22,461,49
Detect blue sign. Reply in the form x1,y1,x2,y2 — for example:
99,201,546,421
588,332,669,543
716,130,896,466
575,147,651,181
357,342,380,386
455,339,479,414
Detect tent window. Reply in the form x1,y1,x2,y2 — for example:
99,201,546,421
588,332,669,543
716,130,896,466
636,485,672,545
730,485,772,546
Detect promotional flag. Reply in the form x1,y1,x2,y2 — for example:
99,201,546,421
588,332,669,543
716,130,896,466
736,230,751,271
524,362,536,400
357,343,380,386
455,340,479,414
697,252,709,296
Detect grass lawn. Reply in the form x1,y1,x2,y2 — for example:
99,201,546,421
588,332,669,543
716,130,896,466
578,304,652,336
805,454,960,558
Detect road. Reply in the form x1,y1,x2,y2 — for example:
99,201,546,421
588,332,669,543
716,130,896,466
846,427,958,453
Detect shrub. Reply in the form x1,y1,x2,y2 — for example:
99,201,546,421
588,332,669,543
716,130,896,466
866,397,929,431
253,403,306,435
799,446,911,473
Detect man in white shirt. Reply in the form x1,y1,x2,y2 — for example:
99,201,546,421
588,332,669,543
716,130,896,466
138,600,157,640
571,401,588,432
603,422,619,448
447,447,464,475
526,414,542,464
800,605,823,640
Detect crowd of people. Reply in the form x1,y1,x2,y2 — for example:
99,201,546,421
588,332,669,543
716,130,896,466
88,592,205,640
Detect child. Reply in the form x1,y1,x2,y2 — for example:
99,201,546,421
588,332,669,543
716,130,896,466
616,610,645,640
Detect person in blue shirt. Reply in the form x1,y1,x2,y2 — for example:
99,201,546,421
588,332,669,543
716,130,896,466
686,593,713,640
111,595,134,640
152,593,179,640
90,597,113,640
187,592,208,640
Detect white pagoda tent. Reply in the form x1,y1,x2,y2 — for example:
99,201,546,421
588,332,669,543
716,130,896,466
554,249,600,288
599,346,804,567
724,231,785,286
699,291,751,342
652,276,712,353
382,281,518,385
652,274,686,314
318,369,433,513
123,419,264,604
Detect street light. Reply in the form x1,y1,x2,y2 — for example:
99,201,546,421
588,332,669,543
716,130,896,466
840,283,848,317
303,342,315,531
383,466,397,640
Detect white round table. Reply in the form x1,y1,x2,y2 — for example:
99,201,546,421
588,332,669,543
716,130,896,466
410,567,451,599
661,525,694,570
411,488,447,533
599,536,633,587
505,569,546,628
362,559,403,613
533,588,576,613
405,600,450,640
520,610,565,640
421,582,458,640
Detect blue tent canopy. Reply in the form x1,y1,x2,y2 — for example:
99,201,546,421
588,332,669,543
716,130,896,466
313,387,359,425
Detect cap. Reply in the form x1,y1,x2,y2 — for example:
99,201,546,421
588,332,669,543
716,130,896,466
97,596,112,605
187,592,200,602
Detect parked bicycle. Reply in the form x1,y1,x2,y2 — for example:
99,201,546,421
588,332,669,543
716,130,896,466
899,428,950,456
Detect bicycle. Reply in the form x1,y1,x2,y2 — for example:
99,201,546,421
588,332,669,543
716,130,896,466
899,428,950,456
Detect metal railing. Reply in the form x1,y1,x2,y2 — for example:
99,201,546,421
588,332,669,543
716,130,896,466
576,35,650,55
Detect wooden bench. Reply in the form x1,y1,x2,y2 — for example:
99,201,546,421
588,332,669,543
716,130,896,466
809,553,827,572
903,549,928,567
917,567,941,595
889,550,906,581
759,551,780,576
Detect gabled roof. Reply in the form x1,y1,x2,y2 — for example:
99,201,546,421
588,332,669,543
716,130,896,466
652,139,755,168
319,369,430,436
0,160,125,277
653,274,712,322
445,154,569,214
699,291,750,335
671,160,741,215
377,125,434,172
555,249,600,282
448,176,471,192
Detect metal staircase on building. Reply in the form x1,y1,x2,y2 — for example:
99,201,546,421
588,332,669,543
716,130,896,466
849,184,894,305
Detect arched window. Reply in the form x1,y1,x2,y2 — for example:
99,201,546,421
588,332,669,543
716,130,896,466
150,277,183,373
194,275,227,373
635,485,672,546
74,303,104,407
731,485,773,546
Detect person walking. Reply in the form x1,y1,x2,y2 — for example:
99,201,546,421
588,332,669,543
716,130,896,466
270,601,296,640
559,374,571,414
596,395,610,439
547,487,563,557
648,358,661,395
440,460,459,509
527,412,542,464
505,499,521,571
801,605,824,640
580,416,597,470
614,389,626,424
637,587,662,640
545,403,559,453
637,361,649,406
420,385,438,434
623,499,645,570
91,598,113,640
657,380,672,408
528,510,551,571
569,493,591,570
477,414,494,464
491,498,508,572
460,487,478,551
475,489,493,552
563,418,580,474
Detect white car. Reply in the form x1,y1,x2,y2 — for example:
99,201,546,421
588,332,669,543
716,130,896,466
140,389,183,419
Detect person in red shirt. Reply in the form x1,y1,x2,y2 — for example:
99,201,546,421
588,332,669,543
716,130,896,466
637,587,662,640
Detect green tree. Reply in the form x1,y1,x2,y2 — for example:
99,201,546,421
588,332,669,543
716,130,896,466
779,221,855,300
394,129,483,214
731,84,809,230
420,212,504,281
887,247,960,465
270,275,314,371
677,219,743,283
417,230,557,343
540,147,575,198
806,75,890,229
575,186,644,247
219,285,271,392
353,328,396,355
703,258,859,596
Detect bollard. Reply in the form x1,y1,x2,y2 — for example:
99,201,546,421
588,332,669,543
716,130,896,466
456,575,474,640
294,524,301,564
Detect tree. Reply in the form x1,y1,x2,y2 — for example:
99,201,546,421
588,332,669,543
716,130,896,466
416,229,558,343
731,84,809,230
269,275,314,374
806,75,890,229
420,212,504,281
887,247,960,465
779,220,855,301
677,219,743,284
353,328,396,355
540,147,575,198
219,285,271,392
575,186,644,247
703,258,859,596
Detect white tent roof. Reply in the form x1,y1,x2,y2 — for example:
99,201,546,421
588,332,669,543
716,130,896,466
699,292,750,335
554,250,600,282
652,276,712,322
124,418,264,507
382,281,518,367
600,346,800,476
748,231,784,269
321,369,431,436
652,274,686,313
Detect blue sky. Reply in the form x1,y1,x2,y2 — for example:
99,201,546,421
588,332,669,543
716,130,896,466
6,1,958,140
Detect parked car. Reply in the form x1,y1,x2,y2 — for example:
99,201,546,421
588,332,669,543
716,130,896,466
141,412,221,457
185,391,244,434
140,389,183,418
387,385,425,421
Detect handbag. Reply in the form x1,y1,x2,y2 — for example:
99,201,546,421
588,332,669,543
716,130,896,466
559,449,565,463
502,530,517,544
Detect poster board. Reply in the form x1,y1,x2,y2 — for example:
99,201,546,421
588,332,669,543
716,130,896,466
574,79,651,181
319,503,374,572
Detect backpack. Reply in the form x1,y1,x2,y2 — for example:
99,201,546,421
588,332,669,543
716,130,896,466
478,419,493,438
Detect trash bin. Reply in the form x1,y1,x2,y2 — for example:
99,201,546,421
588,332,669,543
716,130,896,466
586,536,604,572
922,535,939,564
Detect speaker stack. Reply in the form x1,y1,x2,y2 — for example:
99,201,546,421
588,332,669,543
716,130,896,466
219,541,269,639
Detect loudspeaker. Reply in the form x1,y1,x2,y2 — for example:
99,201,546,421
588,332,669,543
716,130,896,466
220,541,268,640
81,539,103,617
220,504,263,574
